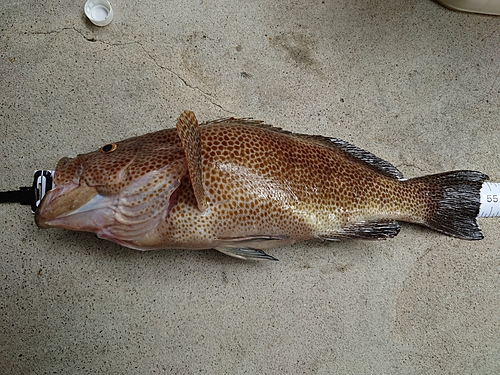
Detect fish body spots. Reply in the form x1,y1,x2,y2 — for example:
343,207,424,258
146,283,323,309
40,111,486,252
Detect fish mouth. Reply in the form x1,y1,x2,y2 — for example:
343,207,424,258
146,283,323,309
35,174,183,249
35,181,111,232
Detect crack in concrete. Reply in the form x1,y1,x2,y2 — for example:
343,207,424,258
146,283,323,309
69,28,235,115
27,27,100,43
133,42,236,116
26,27,235,116
395,163,426,173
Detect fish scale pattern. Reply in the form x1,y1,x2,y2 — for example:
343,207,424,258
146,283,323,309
36,111,487,255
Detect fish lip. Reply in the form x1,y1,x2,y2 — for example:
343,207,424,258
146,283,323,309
35,183,72,228
35,182,98,229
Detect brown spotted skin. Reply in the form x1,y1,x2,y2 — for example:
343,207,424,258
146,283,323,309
35,111,487,254
157,121,423,248
53,130,185,194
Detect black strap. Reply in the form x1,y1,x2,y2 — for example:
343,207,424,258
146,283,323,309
0,187,36,206
0,170,53,212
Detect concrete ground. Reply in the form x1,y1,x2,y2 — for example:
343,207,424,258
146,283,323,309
1,0,500,373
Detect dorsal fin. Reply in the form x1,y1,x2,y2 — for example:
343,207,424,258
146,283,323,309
202,118,403,179
175,111,208,212
326,137,403,179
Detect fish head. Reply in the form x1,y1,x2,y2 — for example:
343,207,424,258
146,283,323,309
35,129,187,247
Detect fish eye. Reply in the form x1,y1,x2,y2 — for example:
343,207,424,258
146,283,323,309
100,143,117,153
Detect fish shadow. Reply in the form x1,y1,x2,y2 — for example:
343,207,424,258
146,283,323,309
47,229,265,267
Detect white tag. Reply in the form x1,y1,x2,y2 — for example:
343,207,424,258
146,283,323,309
32,170,54,213
478,182,500,218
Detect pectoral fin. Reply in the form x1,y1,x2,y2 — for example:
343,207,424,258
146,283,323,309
175,111,208,212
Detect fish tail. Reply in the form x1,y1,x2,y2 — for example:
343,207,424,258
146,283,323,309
403,170,488,240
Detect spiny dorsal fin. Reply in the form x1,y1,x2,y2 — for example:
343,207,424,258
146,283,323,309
176,111,208,212
202,117,403,180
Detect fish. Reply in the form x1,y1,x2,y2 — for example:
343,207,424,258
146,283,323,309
35,110,488,260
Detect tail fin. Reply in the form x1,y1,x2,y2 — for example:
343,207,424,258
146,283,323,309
408,171,488,240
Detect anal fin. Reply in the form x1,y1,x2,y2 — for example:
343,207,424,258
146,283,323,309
334,220,401,240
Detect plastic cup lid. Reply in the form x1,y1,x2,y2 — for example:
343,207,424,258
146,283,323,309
84,0,114,27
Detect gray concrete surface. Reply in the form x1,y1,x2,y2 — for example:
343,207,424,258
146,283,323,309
1,0,500,373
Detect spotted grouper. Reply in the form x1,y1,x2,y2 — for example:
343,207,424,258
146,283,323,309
35,111,488,260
